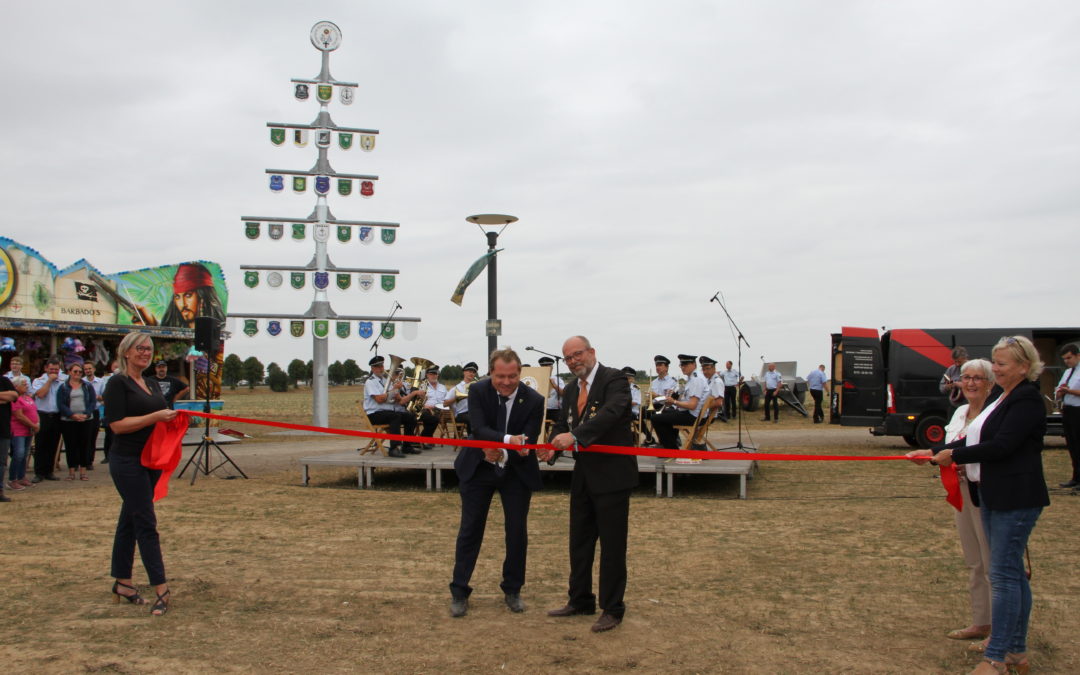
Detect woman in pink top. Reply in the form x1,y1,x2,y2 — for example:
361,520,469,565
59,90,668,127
10,376,39,489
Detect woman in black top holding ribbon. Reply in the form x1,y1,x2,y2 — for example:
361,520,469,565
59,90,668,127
909,335,1049,675
103,331,177,616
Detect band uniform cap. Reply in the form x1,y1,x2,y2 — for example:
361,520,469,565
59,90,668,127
621,366,637,377
425,365,440,375
677,354,697,364
463,361,479,372
698,355,717,366
368,356,385,367
653,354,671,365
537,356,555,366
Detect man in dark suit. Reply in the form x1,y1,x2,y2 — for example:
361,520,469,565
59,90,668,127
449,348,545,617
538,335,638,633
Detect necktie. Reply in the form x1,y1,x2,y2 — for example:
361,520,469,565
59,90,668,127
496,394,509,433
577,379,588,416
493,394,509,476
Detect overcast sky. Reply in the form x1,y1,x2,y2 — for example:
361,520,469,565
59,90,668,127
3,1,1078,380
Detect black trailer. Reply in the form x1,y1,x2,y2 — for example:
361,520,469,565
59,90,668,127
830,326,1077,448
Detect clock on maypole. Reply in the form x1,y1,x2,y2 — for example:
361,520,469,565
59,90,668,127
229,21,421,427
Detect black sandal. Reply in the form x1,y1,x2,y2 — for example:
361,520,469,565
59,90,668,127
111,580,146,605
151,588,170,616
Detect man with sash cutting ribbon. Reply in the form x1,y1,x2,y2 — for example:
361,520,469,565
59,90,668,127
539,336,637,633
449,348,544,618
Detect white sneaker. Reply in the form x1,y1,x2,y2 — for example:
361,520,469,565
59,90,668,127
7,481,26,491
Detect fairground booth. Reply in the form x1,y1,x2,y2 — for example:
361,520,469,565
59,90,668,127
0,237,228,417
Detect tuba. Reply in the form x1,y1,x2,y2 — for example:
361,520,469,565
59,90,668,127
408,356,435,415
385,354,406,398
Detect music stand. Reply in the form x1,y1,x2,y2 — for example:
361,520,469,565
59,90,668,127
710,292,756,452
177,349,248,484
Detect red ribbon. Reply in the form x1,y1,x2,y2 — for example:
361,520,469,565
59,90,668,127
182,410,963,509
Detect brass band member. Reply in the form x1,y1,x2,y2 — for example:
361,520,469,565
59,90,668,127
444,362,478,435
418,365,449,447
651,354,708,450
699,356,725,420
361,356,418,457
643,355,676,446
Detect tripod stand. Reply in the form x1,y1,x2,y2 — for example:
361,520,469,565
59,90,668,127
177,353,248,484
710,292,756,452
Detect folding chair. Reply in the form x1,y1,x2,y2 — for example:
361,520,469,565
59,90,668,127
673,395,714,450
356,407,390,456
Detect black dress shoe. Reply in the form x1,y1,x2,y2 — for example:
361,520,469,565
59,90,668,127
504,593,526,613
547,604,595,617
0,494,11,503
450,597,468,618
591,612,622,632
388,447,405,458
1060,479,1080,488
44,474,60,481
404,446,421,455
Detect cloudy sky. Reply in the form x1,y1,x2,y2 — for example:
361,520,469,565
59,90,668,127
3,1,1077,379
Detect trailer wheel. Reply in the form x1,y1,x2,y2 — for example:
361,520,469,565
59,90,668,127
915,415,947,449
740,384,758,412
902,434,919,448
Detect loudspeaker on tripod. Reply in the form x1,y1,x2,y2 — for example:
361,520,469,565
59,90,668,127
194,316,220,354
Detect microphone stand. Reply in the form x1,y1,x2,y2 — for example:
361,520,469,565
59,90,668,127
709,292,756,452
369,301,402,359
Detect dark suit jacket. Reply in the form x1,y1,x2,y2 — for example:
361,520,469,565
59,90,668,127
552,363,639,494
454,378,545,491
945,380,1050,511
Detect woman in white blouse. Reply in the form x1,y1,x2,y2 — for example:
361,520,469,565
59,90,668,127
939,358,995,650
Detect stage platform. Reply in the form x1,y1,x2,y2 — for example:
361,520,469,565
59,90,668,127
299,445,757,499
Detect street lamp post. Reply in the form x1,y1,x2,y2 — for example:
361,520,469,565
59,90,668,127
466,213,517,359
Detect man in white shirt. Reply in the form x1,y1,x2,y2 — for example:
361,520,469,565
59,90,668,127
651,354,709,449
444,362,478,435
1056,343,1080,489
762,363,783,422
418,365,449,447
699,356,725,421
362,355,418,457
645,355,677,446
721,361,741,421
31,357,67,482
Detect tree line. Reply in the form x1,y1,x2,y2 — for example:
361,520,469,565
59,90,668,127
221,355,468,393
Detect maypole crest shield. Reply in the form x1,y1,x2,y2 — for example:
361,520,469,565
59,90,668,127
269,175,284,192
338,132,353,150
315,176,330,194
358,226,374,244
267,320,282,337
337,178,352,196
358,321,373,338
313,272,329,290
290,272,305,289
244,222,260,239
336,273,351,290
336,321,350,338
380,275,396,292
336,225,351,242
270,128,285,146
360,135,375,152
381,228,396,244
269,223,284,239
313,320,329,339
292,223,306,240
290,321,305,338
358,274,374,291
267,271,283,287
244,271,259,288
243,319,258,337
381,323,395,339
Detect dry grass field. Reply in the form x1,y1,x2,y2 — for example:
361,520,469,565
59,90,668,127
2,386,1078,674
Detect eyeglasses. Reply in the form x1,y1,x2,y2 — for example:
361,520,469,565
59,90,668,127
70,369,83,375
133,345,153,353
564,349,588,362
960,375,988,382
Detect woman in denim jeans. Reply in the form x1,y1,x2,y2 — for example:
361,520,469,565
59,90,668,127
9,376,38,489
909,336,1049,675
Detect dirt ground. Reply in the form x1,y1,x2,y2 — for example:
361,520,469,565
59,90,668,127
2,387,1078,674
